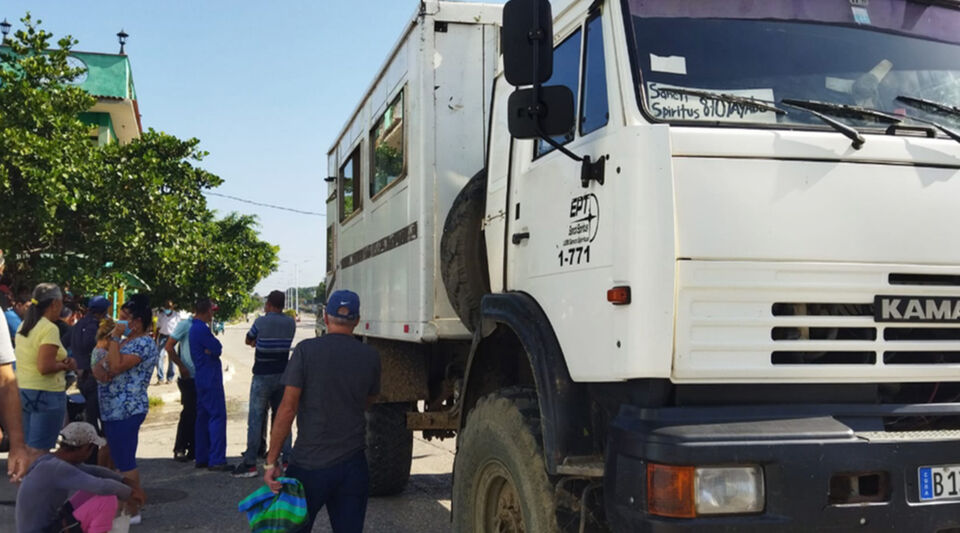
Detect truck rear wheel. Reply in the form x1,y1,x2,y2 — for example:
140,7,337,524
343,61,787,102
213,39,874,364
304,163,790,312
452,388,559,532
441,169,490,332
366,402,413,496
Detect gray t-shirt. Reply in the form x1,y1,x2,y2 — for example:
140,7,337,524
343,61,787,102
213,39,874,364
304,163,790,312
283,334,380,470
17,454,131,533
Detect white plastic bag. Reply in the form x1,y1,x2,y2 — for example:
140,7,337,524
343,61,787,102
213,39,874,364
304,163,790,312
108,513,131,533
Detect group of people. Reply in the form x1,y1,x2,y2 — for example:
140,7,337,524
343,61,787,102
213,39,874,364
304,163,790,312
0,249,234,531
3,280,164,531
0,245,382,533
153,288,382,533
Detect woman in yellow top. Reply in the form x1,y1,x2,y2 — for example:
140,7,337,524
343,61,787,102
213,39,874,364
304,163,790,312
15,283,76,453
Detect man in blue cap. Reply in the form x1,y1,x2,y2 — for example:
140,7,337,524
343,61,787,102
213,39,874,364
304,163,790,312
71,296,111,435
264,289,380,533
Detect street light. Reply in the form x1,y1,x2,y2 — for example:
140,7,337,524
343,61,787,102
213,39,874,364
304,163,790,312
1,19,12,43
116,29,128,54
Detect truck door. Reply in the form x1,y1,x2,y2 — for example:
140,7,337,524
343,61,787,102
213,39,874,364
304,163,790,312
507,12,622,379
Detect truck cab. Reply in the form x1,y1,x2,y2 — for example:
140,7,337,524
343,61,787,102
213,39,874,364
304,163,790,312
325,0,960,530
471,0,960,530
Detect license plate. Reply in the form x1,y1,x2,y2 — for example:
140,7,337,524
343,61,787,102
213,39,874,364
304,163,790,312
874,295,960,323
918,465,960,501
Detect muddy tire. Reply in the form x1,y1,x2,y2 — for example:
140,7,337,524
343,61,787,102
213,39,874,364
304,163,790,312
440,169,490,332
366,402,413,496
452,388,559,532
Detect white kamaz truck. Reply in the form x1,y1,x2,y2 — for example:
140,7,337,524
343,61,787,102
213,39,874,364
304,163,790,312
324,0,960,530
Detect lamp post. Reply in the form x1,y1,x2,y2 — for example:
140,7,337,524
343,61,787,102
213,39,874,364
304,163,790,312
1,19,11,43
116,29,128,54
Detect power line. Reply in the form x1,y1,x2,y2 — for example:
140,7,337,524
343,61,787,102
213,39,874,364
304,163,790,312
203,191,326,217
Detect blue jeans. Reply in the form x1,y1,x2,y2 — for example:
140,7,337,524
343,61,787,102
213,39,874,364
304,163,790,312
286,450,369,533
155,335,175,382
20,389,66,449
242,373,291,465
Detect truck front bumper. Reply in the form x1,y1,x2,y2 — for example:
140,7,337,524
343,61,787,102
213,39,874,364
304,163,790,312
605,403,960,532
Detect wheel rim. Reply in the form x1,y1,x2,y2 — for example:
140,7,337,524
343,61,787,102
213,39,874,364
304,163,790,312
476,459,526,533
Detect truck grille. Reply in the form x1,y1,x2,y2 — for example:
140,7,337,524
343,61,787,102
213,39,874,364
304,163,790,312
674,262,960,382
770,302,960,365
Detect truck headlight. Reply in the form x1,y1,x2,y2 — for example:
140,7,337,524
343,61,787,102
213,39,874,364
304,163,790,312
647,463,765,517
695,466,765,515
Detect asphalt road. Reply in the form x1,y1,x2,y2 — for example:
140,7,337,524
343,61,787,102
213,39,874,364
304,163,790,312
0,315,457,532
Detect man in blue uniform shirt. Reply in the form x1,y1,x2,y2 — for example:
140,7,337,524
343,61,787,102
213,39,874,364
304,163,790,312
189,299,230,471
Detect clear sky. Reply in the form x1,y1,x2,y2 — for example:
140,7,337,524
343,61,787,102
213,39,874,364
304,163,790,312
1,1,502,294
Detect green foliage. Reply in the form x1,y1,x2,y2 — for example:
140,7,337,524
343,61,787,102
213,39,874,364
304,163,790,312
372,143,402,194
0,15,277,318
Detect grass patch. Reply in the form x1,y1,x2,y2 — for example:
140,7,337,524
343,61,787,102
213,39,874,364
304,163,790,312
148,396,164,408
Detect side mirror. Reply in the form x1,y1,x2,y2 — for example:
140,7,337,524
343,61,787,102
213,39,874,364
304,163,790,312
507,85,575,139
502,0,553,86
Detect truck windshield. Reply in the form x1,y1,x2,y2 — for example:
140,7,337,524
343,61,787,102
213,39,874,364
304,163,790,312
627,0,960,130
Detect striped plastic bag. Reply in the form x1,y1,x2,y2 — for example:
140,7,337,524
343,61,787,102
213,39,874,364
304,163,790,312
237,477,308,533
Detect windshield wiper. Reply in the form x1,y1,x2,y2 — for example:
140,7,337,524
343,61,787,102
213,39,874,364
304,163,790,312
658,87,788,115
896,95,960,119
798,97,960,145
778,100,867,149
780,98,903,124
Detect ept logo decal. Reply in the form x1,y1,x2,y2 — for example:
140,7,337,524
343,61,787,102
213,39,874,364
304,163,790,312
564,194,599,246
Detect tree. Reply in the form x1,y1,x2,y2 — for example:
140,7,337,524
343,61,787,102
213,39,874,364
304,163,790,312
147,213,278,319
0,15,278,316
0,14,99,282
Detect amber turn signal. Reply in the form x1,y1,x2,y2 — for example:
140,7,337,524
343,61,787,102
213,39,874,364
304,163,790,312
647,463,696,518
607,286,631,305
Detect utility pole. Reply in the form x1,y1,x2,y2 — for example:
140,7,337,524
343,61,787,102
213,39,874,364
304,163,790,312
295,263,299,315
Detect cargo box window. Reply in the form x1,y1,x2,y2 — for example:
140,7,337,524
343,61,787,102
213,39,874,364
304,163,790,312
339,147,361,222
535,28,582,158
370,90,405,198
580,14,608,136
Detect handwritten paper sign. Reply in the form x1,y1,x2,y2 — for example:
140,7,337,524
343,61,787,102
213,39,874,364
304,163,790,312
646,82,778,123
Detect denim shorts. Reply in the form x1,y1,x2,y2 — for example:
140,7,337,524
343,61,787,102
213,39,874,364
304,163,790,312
20,389,66,450
102,413,146,471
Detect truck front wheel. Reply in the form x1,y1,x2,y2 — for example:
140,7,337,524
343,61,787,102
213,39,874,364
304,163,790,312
452,388,559,532
365,402,414,496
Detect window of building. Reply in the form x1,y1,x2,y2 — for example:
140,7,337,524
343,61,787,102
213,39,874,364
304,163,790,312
370,91,405,197
580,14,609,136
535,29,583,157
339,146,361,222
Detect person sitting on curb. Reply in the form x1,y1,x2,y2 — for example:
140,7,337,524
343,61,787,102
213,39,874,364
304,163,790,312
16,421,144,533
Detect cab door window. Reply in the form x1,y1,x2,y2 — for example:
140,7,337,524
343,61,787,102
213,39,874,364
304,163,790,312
535,29,583,157
580,14,608,135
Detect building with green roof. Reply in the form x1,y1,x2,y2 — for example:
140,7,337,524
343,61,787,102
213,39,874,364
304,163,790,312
71,50,141,145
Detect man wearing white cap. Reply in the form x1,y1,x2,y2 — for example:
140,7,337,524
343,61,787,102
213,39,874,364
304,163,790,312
16,421,144,533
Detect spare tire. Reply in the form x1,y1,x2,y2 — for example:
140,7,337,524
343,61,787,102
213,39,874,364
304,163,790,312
440,169,490,332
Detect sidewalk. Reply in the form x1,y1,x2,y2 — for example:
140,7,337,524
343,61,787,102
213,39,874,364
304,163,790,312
0,318,456,532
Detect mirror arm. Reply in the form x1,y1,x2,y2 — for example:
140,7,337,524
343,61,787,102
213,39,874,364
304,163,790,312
534,125,582,162
529,0,543,104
